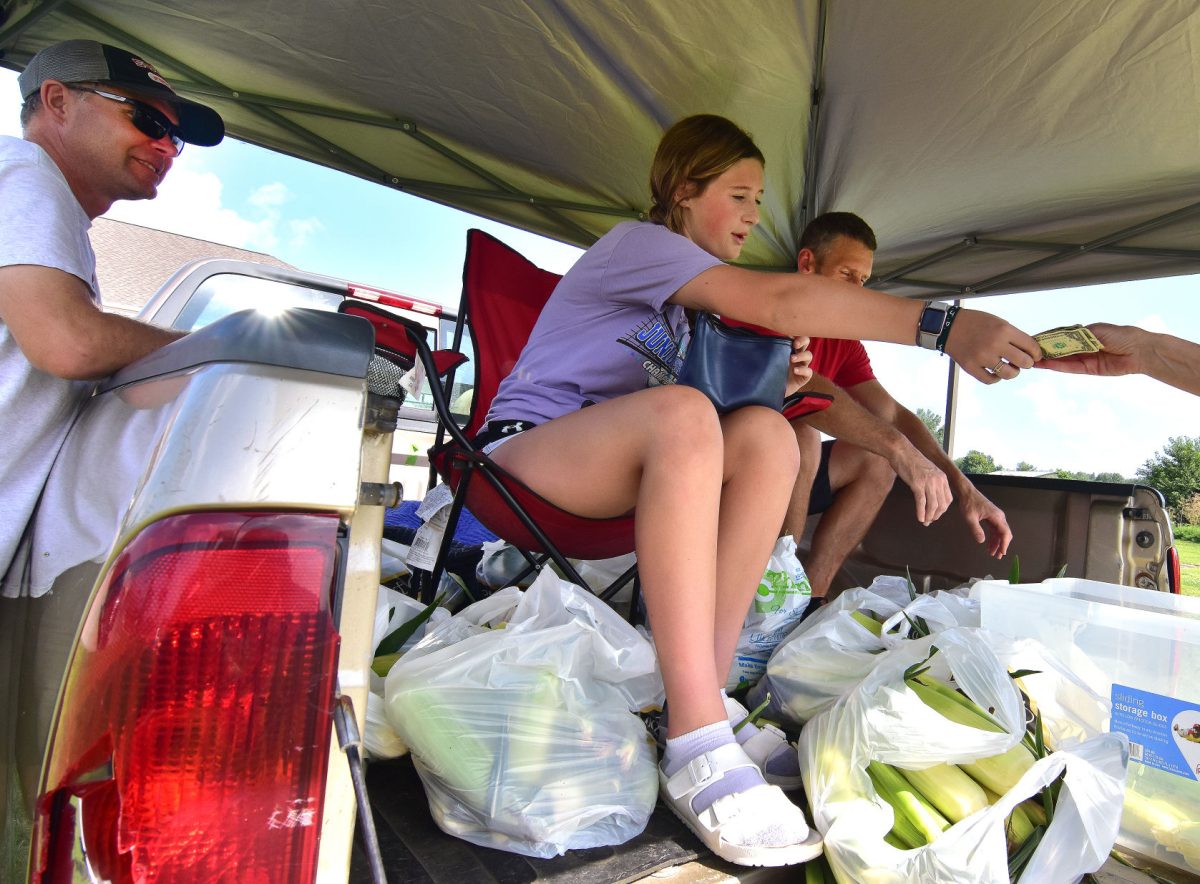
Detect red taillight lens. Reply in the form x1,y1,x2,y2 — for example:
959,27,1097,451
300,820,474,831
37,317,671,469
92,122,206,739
33,512,342,884
1167,545,1181,594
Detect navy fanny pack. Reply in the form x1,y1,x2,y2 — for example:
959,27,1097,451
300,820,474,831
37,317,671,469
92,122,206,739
677,312,792,414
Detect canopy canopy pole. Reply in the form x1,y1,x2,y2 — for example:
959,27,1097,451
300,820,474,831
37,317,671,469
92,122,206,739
0,0,71,53
873,238,978,290
797,0,830,236
975,238,1200,263
62,3,602,246
941,299,962,457
883,200,1200,298
176,83,641,222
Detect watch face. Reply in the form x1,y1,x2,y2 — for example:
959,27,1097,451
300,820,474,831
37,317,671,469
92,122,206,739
919,307,946,334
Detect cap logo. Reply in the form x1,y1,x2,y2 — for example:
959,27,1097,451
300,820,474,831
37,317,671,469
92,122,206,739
147,71,173,90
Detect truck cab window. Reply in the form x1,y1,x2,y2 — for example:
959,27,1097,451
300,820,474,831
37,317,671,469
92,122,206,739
174,274,344,331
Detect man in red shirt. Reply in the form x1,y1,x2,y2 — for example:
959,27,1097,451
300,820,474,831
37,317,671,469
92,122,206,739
787,213,1010,605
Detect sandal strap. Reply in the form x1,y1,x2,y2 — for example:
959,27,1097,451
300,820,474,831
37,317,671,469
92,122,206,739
740,722,790,765
663,742,758,803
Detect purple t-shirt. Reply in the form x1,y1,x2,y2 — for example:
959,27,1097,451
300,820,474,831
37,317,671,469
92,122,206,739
488,222,722,425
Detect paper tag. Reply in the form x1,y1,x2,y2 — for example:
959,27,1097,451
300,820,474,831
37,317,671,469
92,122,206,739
407,483,455,572
1111,684,1200,781
399,360,427,400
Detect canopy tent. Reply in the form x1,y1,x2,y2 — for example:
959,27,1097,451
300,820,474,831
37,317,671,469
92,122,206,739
1,0,1198,298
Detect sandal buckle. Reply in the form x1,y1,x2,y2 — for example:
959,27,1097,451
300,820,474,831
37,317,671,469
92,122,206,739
687,752,714,787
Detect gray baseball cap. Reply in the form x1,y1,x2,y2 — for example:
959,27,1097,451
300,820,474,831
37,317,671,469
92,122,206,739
18,39,224,146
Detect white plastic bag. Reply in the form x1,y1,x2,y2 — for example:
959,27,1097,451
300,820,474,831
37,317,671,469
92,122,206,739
363,586,453,758
750,577,978,726
368,586,452,695
384,570,664,858
726,535,811,691
364,692,408,759
798,626,1128,884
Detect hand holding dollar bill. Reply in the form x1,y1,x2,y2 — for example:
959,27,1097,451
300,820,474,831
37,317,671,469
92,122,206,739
1033,324,1104,358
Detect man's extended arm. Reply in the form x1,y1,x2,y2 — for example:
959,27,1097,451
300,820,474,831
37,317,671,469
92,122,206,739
1037,323,1200,397
839,379,1012,557
0,264,184,379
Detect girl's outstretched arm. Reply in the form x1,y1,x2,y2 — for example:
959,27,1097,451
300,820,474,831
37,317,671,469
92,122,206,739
674,264,1041,383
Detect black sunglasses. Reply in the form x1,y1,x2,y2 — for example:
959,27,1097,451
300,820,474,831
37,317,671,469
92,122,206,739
68,85,185,154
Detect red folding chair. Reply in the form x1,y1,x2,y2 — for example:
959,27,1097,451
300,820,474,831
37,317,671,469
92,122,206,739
403,229,639,609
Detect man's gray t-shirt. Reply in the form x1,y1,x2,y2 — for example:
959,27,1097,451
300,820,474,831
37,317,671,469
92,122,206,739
0,136,98,580
488,221,722,425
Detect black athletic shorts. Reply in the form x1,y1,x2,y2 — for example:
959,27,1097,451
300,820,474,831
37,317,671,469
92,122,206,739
473,419,537,451
807,439,837,515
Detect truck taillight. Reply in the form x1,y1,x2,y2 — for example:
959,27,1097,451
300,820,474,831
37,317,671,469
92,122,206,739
1167,546,1181,594
33,512,342,884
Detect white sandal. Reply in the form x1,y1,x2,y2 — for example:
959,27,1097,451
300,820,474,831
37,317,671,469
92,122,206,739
724,694,805,791
659,742,823,867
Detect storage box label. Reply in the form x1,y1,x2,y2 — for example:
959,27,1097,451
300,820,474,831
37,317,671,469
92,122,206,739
1111,684,1200,781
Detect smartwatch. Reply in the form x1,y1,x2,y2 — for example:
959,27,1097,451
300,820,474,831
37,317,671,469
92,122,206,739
916,301,952,350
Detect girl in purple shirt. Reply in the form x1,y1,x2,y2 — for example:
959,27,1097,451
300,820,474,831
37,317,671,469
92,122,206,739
486,114,1040,866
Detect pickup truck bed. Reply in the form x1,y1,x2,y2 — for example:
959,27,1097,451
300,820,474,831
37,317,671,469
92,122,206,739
350,758,1188,883
352,756,717,884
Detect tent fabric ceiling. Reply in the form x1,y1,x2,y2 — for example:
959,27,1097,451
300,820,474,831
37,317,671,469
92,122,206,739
2,0,1197,298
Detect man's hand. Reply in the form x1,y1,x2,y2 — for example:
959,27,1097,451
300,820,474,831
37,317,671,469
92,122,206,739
957,485,1012,558
785,335,813,396
891,443,952,525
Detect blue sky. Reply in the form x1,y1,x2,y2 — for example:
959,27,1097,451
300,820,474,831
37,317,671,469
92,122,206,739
3,70,1197,478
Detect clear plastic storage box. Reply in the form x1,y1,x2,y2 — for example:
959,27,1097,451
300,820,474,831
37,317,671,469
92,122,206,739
973,578,1200,876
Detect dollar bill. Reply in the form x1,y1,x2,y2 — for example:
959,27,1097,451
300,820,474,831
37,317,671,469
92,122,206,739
1034,324,1103,358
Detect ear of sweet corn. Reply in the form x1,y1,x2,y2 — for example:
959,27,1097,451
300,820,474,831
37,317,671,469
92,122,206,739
983,786,1036,854
851,610,884,636
907,674,1003,732
908,673,1037,795
898,762,990,823
857,671,1052,863
866,760,951,847
1019,797,1048,827
959,741,1036,795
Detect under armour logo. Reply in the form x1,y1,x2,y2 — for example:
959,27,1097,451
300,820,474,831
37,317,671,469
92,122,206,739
500,421,531,434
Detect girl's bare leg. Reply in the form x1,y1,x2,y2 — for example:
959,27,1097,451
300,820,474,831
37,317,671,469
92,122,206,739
491,388,799,735
492,388,816,859
711,407,802,682
490,385,730,734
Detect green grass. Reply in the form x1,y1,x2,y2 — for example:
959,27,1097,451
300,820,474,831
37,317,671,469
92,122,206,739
1176,538,1200,597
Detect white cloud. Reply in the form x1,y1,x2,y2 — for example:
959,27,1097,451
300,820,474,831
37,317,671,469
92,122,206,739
248,181,289,209
287,216,324,249
104,164,324,260
105,166,274,248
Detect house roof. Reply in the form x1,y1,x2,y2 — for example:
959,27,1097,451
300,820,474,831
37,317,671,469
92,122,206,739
91,217,293,317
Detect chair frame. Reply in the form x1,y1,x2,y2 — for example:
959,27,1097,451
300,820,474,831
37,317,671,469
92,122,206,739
406,229,640,610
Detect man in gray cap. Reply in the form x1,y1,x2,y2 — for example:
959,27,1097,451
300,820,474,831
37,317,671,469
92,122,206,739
0,40,224,579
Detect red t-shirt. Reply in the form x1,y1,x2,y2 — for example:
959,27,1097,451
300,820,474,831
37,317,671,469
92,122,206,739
717,317,876,419
808,337,876,389
719,317,877,388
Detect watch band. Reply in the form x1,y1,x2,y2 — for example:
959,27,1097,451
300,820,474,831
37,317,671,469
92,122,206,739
934,305,960,353
916,302,951,350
